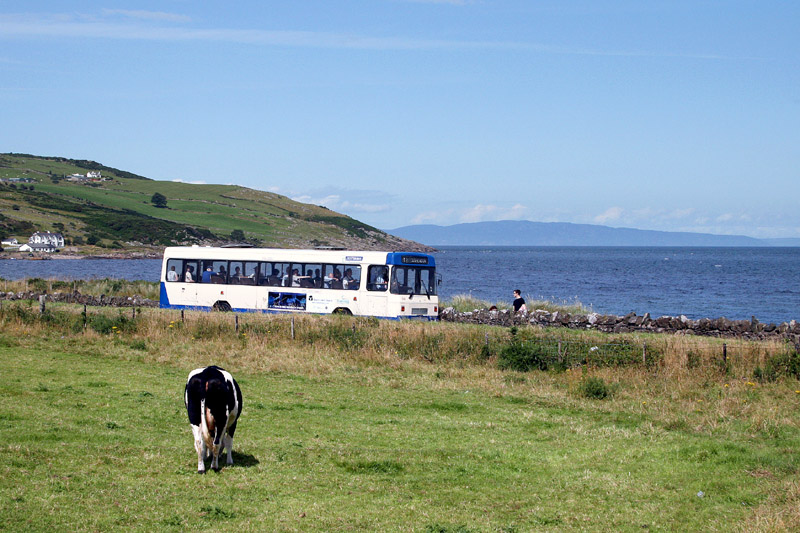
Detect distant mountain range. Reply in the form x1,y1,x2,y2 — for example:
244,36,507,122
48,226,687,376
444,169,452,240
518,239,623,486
386,221,800,247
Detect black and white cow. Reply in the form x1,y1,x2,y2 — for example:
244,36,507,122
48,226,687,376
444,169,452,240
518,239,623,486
184,366,242,473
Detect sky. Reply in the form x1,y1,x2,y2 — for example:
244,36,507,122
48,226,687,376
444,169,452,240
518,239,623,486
1,1,798,238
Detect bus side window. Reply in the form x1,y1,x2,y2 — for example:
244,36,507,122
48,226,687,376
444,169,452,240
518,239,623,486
343,265,361,290
211,261,228,284
228,261,244,284
182,261,199,283
239,262,258,285
166,259,183,282
368,265,388,291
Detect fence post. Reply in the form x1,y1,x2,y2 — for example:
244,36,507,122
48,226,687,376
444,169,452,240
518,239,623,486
132,307,136,320
235,314,239,333
643,342,647,365
722,343,727,365
291,316,295,340
558,340,563,364
39,295,46,314
181,309,185,323
83,304,87,330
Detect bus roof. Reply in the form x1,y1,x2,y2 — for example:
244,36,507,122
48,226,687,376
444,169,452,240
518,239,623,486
163,247,435,266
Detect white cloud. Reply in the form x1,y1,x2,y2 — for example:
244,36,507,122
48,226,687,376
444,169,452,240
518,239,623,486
593,206,623,224
457,203,527,223
291,187,394,215
411,209,455,225
666,208,695,220
0,12,741,58
101,9,191,23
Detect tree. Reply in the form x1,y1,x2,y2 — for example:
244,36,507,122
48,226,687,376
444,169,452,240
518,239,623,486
151,192,168,208
230,229,246,242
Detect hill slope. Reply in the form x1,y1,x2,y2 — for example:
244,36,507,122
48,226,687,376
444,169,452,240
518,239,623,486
0,153,427,252
387,220,768,247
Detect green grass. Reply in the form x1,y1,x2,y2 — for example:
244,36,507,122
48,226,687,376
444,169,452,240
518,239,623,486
1,326,798,531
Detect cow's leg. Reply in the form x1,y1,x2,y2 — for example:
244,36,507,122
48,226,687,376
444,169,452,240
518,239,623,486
211,448,220,471
191,424,206,473
224,433,234,465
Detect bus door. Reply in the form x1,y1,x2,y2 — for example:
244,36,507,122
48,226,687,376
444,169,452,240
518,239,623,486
175,259,199,308
363,265,390,317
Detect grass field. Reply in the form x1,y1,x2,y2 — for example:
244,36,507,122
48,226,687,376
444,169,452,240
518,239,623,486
1,305,799,531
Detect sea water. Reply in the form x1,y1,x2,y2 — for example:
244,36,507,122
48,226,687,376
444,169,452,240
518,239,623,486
433,247,800,324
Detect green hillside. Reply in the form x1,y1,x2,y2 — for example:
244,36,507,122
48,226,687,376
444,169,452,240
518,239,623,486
0,153,424,252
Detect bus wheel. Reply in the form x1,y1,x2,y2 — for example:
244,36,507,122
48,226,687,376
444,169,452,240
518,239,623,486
332,307,352,316
212,301,232,312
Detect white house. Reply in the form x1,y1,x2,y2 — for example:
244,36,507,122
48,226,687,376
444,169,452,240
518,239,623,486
86,171,102,179
19,243,56,253
29,231,65,248
1,237,20,247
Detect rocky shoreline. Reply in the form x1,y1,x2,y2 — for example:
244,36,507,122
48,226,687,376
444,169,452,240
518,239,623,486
2,250,163,260
440,307,800,347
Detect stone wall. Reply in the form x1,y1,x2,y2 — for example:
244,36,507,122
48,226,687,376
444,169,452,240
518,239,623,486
0,291,157,308
440,307,800,346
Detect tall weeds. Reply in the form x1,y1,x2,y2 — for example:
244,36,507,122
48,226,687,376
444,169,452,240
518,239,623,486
1,301,794,382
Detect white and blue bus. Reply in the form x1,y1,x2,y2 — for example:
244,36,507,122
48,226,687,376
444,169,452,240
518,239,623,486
159,246,439,320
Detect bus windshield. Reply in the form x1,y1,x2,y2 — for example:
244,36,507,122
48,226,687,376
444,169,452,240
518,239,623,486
390,266,437,297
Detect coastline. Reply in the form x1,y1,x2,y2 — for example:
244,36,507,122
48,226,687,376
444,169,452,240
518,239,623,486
2,250,163,261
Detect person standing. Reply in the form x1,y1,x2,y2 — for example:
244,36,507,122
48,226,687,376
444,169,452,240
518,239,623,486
512,289,527,314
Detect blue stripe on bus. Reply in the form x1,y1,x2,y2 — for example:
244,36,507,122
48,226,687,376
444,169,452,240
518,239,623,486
159,282,437,319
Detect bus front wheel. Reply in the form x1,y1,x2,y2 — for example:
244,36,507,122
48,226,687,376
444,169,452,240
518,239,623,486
332,307,352,316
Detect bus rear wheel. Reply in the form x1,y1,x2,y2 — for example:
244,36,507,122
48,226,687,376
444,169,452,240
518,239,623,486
212,301,232,312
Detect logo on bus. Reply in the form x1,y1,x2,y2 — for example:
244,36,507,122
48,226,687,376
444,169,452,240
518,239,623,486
268,292,307,311
345,256,363,262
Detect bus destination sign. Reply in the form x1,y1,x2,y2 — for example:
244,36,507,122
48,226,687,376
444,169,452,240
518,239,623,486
401,255,429,265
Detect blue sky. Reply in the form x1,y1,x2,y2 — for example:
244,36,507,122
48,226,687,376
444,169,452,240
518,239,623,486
1,1,798,238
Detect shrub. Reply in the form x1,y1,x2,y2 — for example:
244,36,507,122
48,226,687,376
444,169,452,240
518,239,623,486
755,349,800,383
27,278,48,292
579,376,612,400
498,340,549,372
